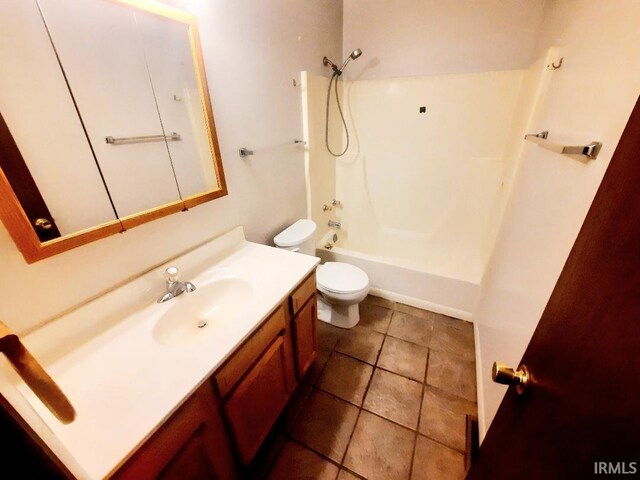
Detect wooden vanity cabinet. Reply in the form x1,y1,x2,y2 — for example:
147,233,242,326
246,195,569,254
291,294,318,378
216,272,318,465
288,272,318,378
113,382,237,480
223,335,291,464
112,271,318,478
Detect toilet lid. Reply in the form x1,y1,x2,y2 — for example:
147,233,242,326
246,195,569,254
273,219,317,247
317,262,369,294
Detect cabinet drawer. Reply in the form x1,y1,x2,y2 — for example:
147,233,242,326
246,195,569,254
290,272,316,316
214,305,286,398
223,335,290,464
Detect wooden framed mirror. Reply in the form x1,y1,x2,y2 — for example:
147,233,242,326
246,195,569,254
0,0,227,263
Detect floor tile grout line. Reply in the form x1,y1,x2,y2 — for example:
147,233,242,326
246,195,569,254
315,380,368,409
409,349,430,479
386,309,433,350
282,383,315,436
423,382,479,407
257,433,289,480
417,431,471,455
338,330,389,470
329,347,426,386
360,405,419,433
366,294,473,326
375,363,427,385
313,385,423,435
286,435,344,471
286,435,368,480
332,347,380,368
339,407,363,468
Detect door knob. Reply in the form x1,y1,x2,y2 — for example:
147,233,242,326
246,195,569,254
492,362,530,395
34,218,53,230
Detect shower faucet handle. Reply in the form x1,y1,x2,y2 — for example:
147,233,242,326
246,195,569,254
332,199,342,207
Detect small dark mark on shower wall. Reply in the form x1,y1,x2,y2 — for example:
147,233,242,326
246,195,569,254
419,106,426,113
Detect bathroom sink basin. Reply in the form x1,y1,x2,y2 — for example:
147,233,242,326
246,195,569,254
153,277,253,346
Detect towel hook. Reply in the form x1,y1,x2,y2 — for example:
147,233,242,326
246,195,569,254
547,57,563,70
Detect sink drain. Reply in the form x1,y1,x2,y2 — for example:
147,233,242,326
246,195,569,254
197,320,208,329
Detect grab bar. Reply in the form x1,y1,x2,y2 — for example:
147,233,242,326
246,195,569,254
0,321,76,424
105,132,181,145
524,131,602,160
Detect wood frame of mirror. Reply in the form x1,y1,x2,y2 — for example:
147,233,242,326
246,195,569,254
0,0,227,264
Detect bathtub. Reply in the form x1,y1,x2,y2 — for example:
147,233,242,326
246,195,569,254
316,231,480,321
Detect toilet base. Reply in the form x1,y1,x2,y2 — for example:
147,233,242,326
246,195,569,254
317,295,361,329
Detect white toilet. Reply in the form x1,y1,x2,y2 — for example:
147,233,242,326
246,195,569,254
274,219,370,329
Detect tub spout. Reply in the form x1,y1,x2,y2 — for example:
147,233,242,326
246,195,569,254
328,220,341,229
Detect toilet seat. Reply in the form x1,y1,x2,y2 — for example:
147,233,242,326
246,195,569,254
317,262,369,294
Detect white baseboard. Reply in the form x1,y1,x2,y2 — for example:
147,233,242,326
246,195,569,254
369,287,473,322
473,321,487,443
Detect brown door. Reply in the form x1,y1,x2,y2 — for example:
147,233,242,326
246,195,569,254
469,97,640,479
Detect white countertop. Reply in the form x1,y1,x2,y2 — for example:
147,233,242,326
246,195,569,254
0,227,319,479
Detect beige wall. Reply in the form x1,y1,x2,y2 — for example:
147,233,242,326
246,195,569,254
0,0,343,334
474,0,640,438
342,0,547,80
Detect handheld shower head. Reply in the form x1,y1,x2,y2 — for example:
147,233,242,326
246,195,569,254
323,48,363,157
339,48,363,74
323,48,363,76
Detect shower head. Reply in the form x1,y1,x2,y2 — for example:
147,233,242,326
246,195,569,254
350,48,363,60
339,48,363,74
323,48,363,76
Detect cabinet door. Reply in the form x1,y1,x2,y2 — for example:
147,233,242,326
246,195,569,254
224,336,290,464
293,295,318,378
113,383,237,480
159,428,216,480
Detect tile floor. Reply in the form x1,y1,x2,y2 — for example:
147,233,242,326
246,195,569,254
257,295,477,480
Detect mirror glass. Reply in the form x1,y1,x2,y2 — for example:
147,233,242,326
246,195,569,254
0,0,120,237
0,0,224,253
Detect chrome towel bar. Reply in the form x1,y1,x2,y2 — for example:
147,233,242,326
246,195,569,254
524,131,602,160
105,132,181,145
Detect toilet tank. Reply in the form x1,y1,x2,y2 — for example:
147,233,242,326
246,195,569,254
273,219,317,256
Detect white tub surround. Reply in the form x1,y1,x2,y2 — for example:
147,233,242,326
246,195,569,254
0,226,319,479
303,69,537,318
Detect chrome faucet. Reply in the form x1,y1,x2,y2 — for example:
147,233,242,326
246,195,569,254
328,220,341,229
157,266,196,303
